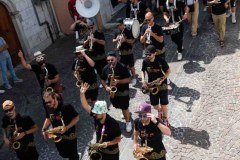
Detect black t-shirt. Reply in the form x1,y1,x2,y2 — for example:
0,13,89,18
163,1,186,23
90,113,121,150
2,114,36,145
130,1,147,23
31,63,58,89
115,28,134,51
101,62,131,92
212,0,227,15
134,118,165,153
141,23,165,50
71,57,97,84
142,56,169,84
84,30,105,55
46,104,78,136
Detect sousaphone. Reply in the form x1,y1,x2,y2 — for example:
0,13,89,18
76,0,100,18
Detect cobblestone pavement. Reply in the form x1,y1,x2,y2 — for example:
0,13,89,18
1,3,240,160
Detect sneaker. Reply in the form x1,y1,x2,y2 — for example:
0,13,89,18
227,12,231,18
131,78,137,86
4,84,12,90
14,78,23,83
167,78,170,85
203,6,207,12
0,90,5,94
126,122,132,132
99,84,103,88
158,111,163,119
177,51,182,61
121,114,125,119
232,16,237,24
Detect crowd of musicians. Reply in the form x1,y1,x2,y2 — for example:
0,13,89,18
1,0,237,159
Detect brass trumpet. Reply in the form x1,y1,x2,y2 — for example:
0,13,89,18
88,143,102,160
45,114,65,143
133,145,153,160
109,68,117,98
141,77,165,95
9,123,21,150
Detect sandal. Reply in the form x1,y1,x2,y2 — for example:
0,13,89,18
220,41,224,47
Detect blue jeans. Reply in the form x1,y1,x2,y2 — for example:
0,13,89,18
0,55,19,86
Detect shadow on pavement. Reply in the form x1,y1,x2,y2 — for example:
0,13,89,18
170,126,211,150
168,81,200,112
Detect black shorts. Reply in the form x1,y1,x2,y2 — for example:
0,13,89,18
150,90,168,106
85,88,98,101
120,54,134,68
110,96,130,110
16,146,39,160
55,138,79,159
100,151,119,160
230,0,236,7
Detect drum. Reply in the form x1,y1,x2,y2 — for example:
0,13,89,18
123,18,140,38
162,23,180,35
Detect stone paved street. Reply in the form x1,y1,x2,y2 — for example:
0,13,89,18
1,3,240,160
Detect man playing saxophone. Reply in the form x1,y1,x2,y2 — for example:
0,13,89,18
141,45,171,126
72,45,98,104
80,83,121,160
1,100,39,160
42,90,80,160
113,18,137,86
101,51,133,132
133,102,171,160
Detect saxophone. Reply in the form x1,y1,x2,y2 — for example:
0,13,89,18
74,59,83,88
109,68,117,98
141,77,165,95
9,122,21,150
88,143,102,160
133,130,153,160
45,114,65,143
43,66,49,92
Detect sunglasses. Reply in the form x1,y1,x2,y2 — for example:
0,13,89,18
138,114,147,118
145,53,153,56
88,26,94,29
107,59,114,62
45,101,52,105
145,18,153,22
4,106,14,113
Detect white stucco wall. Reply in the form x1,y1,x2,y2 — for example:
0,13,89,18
1,0,56,59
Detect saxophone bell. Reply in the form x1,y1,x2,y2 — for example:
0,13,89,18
109,68,118,98
9,123,21,150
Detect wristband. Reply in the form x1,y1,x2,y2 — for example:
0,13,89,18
42,128,47,132
154,119,160,126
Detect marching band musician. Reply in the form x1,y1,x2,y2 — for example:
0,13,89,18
101,51,133,132
141,45,171,126
72,45,98,103
42,90,80,160
83,19,107,78
113,18,137,85
130,0,149,23
79,83,122,160
2,100,39,160
140,12,166,59
163,0,189,61
18,51,60,92
133,102,171,160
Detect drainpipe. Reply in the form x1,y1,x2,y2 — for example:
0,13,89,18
31,0,54,43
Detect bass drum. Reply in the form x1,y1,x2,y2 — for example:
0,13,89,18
123,18,140,39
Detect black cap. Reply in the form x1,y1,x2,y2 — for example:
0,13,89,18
145,45,156,54
107,51,117,57
116,18,124,25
